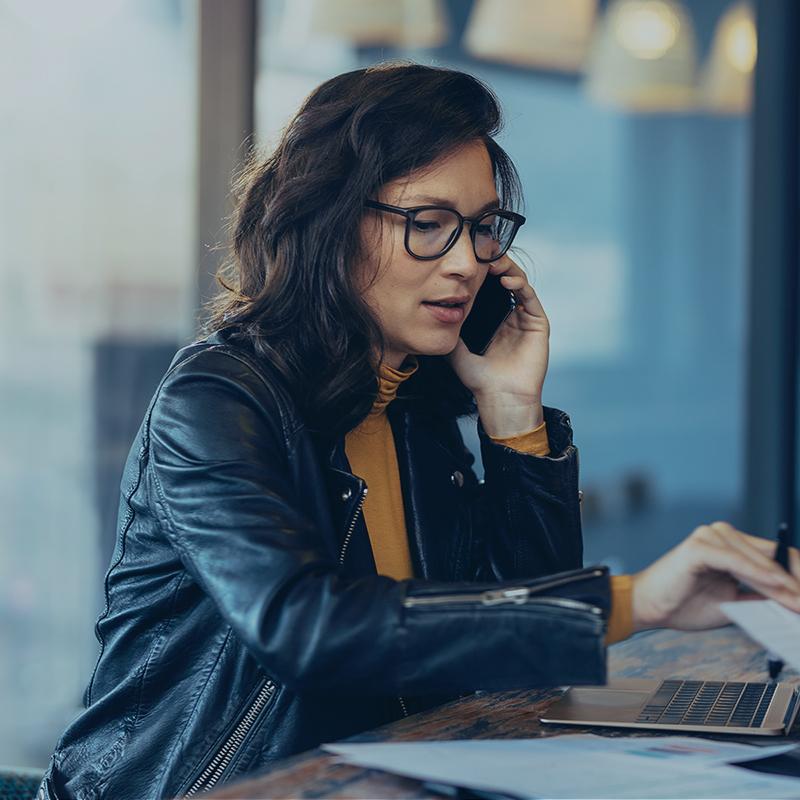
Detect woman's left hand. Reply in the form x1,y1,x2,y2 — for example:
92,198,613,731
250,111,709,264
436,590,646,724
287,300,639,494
631,522,800,632
448,256,550,438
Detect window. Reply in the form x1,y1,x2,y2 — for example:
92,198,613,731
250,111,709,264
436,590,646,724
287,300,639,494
0,0,195,767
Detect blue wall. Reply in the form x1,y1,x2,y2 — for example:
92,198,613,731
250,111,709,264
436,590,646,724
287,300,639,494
464,64,749,508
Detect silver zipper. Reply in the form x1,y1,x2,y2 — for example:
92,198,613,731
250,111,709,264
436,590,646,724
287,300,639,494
402,569,605,610
339,485,368,565
403,593,601,615
398,696,409,717
184,679,276,797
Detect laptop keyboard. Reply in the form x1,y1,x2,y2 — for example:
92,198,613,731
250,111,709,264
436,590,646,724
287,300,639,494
636,679,777,728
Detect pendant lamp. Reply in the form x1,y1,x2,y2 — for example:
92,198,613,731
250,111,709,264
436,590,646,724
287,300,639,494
585,0,699,112
699,2,756,114
463,0,598,73
304,0,449,49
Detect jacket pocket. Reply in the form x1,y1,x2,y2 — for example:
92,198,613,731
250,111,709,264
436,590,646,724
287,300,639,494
182,677,277,797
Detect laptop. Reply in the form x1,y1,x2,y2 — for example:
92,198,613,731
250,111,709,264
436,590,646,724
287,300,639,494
540,678,800,736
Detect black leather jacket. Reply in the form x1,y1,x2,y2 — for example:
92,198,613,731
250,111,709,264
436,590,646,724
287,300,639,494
44,333,610,800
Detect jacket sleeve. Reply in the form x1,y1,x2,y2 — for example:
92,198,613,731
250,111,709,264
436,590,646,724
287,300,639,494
472,406,583,582
144,348,606,697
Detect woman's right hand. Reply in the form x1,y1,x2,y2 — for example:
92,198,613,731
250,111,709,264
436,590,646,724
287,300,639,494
448,256,550,439
631,522,800,633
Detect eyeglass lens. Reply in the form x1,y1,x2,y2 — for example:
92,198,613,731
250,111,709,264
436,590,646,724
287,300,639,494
408,209,518,261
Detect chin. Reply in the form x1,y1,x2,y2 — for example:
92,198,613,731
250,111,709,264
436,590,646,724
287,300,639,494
412,337,461,358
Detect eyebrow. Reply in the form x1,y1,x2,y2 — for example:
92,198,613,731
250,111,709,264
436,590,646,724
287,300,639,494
400,196,502,215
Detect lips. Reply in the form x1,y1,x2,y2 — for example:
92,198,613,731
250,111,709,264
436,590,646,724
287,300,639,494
423,294,470,308
422,296,470,324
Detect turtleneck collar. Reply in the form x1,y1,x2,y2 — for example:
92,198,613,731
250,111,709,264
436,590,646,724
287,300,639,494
372,356,418,416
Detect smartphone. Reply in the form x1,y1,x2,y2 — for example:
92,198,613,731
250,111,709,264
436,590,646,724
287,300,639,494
460,273,516,355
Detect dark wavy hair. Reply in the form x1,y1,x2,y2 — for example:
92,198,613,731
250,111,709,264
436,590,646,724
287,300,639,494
206,62,522,438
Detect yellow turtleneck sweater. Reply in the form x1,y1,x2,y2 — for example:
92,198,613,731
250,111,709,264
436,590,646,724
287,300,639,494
343,361,631,645
344,360,418,582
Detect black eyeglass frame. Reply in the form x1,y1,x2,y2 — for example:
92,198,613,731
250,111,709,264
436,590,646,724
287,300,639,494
364,200,526,262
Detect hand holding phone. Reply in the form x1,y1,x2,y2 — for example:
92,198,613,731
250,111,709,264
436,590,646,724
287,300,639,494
450,261,549,439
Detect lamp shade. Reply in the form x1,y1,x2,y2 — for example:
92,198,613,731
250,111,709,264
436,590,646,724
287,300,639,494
699,2,756,114
463,0,598,73
305,0,449,49
585,0,699,112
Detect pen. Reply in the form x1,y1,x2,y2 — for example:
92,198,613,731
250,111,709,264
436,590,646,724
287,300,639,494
767,522,791,680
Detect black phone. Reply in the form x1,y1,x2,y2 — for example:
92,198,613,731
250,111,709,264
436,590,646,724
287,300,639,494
460,273,516,355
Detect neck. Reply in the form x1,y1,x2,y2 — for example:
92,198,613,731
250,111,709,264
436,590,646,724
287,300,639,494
381,351,408,370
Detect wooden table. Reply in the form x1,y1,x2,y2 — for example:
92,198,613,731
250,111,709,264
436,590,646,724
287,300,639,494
206,627,800,799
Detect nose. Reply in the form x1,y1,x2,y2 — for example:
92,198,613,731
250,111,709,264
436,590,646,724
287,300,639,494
439,225,481,280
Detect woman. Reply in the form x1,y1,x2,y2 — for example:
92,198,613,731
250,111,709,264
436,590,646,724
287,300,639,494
41,63,800,800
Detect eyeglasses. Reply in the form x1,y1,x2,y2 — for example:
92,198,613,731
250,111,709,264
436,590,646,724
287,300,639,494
364,200,526,262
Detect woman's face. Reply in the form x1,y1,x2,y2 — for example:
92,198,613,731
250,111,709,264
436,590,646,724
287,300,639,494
359,141,499,369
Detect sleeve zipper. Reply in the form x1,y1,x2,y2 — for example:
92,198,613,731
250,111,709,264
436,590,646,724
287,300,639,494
401,568,606,612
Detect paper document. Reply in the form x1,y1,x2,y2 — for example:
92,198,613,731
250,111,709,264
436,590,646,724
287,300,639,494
325,736,800,799
721,599,800,671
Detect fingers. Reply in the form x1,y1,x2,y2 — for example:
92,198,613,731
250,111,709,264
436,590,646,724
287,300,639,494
631,521,800,633
687,523,800,610
487,256,547,325
727,527,800,575
693,523,800,583
487,254,528,286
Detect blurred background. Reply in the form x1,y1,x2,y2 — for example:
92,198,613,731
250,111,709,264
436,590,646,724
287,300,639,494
0,0,797,771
